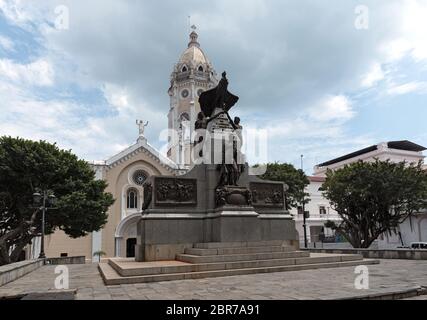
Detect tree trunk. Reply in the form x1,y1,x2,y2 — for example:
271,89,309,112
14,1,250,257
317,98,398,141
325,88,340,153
10,236,33,263
0,211,39,266
0,242,11,266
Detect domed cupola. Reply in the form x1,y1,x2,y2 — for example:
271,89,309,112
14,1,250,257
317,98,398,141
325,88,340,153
175,28,212,75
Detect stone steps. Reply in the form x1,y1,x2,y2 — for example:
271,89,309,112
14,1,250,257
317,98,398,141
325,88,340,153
185,245,295,256
176,250,310,264
110,253,357,277
99,258,380,286
98,241,380,285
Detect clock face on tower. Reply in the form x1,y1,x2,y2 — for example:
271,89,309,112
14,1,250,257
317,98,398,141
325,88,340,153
181,89,189,99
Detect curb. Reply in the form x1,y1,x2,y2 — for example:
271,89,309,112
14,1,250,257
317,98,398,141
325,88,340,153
334,286,427,300
0,289,77,300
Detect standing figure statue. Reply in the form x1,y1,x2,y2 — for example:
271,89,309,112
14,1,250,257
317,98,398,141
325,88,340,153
217,116,245,187
198,72,244,187
199,71,239,118
136,120,149,137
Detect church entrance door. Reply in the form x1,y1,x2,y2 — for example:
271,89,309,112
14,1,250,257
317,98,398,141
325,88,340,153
126,238,137,258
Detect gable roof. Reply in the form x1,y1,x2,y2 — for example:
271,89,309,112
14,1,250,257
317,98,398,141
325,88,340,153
104,138,185,174
317,140,426,167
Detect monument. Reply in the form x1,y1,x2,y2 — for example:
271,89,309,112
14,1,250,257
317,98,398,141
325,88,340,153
136,72,298,261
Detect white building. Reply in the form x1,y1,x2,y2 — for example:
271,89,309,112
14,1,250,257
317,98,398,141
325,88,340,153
291,176,341,244
294,140,426,248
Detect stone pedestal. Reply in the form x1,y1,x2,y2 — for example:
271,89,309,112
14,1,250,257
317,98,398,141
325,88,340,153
135,210,298,261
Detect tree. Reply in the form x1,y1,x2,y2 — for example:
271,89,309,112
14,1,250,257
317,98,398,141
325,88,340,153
259,162,310,209
93,250,107,263
0,137,115,266
322,160,427,248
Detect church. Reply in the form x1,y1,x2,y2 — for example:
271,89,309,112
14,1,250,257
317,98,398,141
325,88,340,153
29,29,219,261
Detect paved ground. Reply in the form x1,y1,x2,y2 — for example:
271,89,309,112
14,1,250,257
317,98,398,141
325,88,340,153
0,259,427,300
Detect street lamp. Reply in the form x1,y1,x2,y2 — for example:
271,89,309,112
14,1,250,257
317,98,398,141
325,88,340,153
33,190,57,259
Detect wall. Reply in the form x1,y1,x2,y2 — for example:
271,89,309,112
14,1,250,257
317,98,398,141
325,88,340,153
0,260,44,287
43,230,93,261
378,213,427,248
103,149,173,258
308,248,427,260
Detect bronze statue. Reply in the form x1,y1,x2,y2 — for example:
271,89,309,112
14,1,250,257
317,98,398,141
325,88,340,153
199,71,239,118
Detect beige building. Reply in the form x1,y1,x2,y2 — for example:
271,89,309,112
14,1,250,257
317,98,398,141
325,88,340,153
28,30,216,262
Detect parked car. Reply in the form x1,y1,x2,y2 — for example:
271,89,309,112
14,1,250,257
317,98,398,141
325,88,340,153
410,242,427,249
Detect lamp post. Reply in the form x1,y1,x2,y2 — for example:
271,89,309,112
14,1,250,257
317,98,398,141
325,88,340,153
283,184,290,211
301,155,308,249
33,190,57,259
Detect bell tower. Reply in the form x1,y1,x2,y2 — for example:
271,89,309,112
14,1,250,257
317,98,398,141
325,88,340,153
167,27,218,166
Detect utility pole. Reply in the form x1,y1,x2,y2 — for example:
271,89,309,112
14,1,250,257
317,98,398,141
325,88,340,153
301,155,308,249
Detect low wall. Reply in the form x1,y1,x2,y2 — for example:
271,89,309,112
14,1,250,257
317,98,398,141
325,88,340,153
307,248,427,260
0,260,44,287
307,241,379,250
45,256,85,265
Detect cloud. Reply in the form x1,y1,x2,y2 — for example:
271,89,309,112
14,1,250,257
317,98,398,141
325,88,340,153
0,0,426,170
361,63,385,88
377,0,427,63
0,35,14,51
0,58,54,86
307,95,355,123
387,81,427,95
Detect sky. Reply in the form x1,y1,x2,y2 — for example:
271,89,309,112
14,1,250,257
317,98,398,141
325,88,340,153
0,0,426,174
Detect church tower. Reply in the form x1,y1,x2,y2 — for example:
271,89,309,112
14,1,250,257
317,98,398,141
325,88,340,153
167,27,218,166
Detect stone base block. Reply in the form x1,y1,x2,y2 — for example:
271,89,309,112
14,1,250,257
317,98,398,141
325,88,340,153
136,211,298,262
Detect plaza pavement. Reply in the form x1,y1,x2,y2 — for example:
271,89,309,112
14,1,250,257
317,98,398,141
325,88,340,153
0,259,426,300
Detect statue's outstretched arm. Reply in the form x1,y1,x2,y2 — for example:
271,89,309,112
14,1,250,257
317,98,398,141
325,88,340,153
225,112,237,130
206,111,225,124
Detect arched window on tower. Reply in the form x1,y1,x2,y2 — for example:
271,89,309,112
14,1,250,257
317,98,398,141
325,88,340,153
127,188,138,209
198,66,204,72
182,65,188,72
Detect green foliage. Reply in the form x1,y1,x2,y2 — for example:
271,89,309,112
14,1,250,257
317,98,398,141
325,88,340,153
259,162,310,209
93,250,107,262
0,136,115,265
322,159,427,248
93,250,106,257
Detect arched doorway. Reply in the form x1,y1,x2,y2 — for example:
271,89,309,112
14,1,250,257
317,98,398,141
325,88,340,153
114,213,141,257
